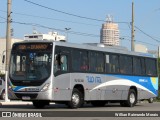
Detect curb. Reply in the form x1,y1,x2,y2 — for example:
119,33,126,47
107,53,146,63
0,101,32,106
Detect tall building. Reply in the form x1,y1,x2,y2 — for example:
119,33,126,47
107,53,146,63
100,15,120,46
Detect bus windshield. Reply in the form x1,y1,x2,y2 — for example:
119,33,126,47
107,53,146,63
9,43,53,81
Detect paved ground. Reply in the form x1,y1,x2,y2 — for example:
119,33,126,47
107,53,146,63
0,101,160,120
0,100,160,111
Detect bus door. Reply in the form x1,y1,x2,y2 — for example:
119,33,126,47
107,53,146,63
53,46,71,100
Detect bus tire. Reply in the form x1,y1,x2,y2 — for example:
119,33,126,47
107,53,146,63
148,98,154,103
68,88,84,109
125,89,137,107
0,90,5,100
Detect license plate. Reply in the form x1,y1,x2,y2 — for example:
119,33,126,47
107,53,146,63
22,96,31,100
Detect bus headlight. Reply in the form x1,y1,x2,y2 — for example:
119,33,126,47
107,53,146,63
41,83,50,92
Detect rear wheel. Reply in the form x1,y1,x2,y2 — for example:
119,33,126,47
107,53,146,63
67,88,84,109
120,89,137,107
148,98,154,103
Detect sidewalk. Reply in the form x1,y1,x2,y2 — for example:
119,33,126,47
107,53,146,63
0,100,32,106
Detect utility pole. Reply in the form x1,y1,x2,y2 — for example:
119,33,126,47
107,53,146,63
5,0,12,102
131,1,135,51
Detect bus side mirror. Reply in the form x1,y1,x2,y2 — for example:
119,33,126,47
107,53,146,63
2,55,5,64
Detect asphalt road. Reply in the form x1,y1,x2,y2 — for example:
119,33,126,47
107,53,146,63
0,101,160,120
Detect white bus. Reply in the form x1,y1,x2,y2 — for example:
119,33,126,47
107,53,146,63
8,41,158,108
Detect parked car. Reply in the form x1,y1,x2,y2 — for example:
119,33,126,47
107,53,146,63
0,78,5,100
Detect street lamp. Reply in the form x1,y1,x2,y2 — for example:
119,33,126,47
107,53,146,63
65,28,71,41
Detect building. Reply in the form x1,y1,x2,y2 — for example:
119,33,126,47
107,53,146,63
100,15,120,46
24,32,66,41
135,44,148,53
0,38,23,73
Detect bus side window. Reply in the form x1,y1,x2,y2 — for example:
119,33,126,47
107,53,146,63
54,54,61,73
60,55,68,71
54,54,68,73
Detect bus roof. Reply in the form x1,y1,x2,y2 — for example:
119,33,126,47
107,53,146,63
13,40,156,58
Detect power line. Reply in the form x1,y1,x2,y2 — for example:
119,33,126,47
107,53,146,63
23,0,105,22
23,0,129,24
135,26,160,43
120,37,158,47
12,21,100,38
0,9,101,27
0,16,6,19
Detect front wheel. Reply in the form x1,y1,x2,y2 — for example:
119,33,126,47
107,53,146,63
0,91,5,100
67,88,84,109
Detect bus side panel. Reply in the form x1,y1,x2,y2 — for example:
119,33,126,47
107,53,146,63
70,73,125,101
53,74,71,101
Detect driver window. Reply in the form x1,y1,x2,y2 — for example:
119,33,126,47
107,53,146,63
60,55,68,71
54,54,68,73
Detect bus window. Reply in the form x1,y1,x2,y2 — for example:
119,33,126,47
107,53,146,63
119,55,132,75
80,51,88,71
141,58,146,75
90,52,97,72
96,53,104,72
60,55,68,71
145,58,157,76
72,50,81,71
105,54,119,73
72,50,88,72
133,57,142,75
54,54,68,73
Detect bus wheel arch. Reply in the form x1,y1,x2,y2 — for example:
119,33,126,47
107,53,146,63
73,84,85,97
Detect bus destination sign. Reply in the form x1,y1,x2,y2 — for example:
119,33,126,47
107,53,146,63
17,44,49,50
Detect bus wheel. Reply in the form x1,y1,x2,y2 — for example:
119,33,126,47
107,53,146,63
32,100,49,108
0,91,5,100
148,98,154,103
125,89,137,107
68,88,84,109
91,101,106,107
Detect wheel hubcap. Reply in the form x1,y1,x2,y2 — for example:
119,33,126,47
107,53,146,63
72,93,80,105
130,93,135,104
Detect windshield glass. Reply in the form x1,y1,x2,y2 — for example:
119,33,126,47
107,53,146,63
9,43,53,81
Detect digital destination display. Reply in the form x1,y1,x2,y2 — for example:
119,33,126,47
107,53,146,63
13,43,52,51
18,44,48,50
